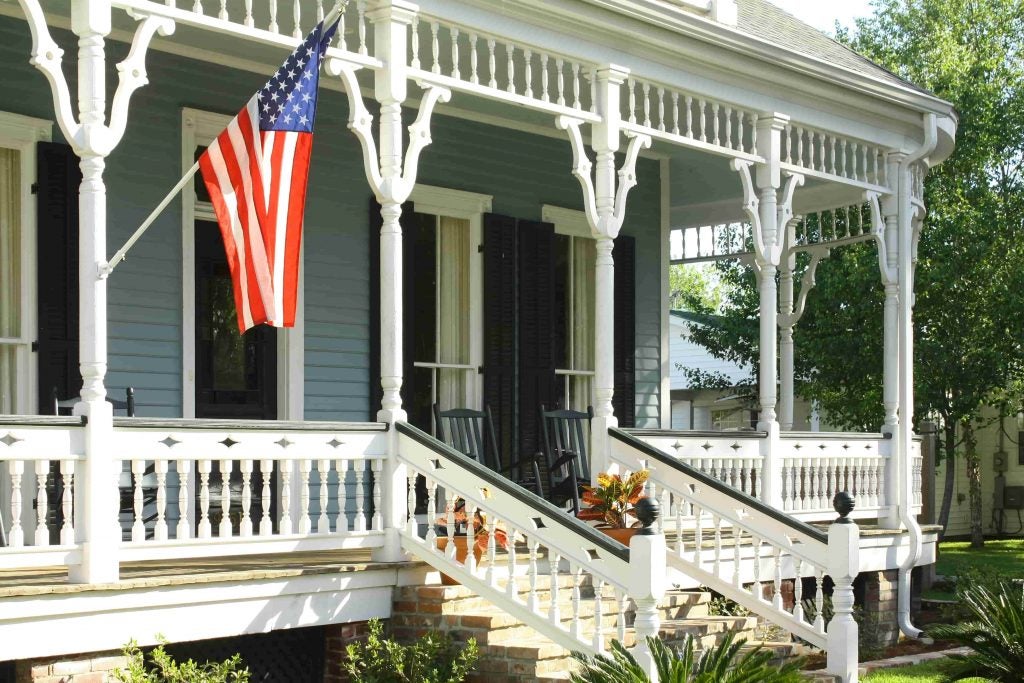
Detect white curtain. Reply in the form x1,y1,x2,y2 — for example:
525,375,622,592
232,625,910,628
0,149,20,415
437,216,470,410
570,237,595,411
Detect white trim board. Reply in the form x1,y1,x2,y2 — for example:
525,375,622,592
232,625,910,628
180,107,304,420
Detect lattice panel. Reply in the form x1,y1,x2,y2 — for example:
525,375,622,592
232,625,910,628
162,627,326,682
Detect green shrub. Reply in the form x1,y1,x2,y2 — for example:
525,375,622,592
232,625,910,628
570,631,805,683
938,564,1013,622
342,618,479,683
112,639,249,682
927,580,1024,682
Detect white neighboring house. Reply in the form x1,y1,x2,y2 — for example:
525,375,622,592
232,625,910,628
670,310,821,431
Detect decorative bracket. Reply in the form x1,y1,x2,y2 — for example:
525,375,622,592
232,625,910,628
14,1,174,155
779,246,829,328
328,62,451,204
866,191,897,286
777,171,805,238
557,116,598,231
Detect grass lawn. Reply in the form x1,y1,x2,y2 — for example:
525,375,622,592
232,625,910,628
934,538,1024,578
862,658,992,683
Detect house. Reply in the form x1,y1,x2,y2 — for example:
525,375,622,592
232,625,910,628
0,0,956,681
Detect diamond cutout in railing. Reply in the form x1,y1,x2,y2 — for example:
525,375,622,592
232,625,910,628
327,438,344,449
430,459,444,470
276,437,293,448
819,444,827,450
730,442,741,451
842,443,850,450
221,437,238,448
794,443,802,450
0,433,22,447
532,517,546,529
586,547,601,561
672,440,685,450
866,444,873,450
159,436,180,448
701,442,712,451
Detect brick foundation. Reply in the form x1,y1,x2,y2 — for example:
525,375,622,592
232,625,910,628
323,621,374,683
14,652,127,683
857,568,900,647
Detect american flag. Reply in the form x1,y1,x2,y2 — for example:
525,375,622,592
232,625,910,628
199,17,339,332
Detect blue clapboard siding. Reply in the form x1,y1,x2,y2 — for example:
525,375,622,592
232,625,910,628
0,14,663,427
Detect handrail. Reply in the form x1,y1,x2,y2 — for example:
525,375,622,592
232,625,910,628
624,428,768,439
610,428,826,544
0,416,86,427
780,431,891,441
113,418,388,432
397,421,629,562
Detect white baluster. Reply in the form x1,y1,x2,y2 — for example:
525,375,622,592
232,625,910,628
371,458,383,531
299,459,312,534
280,461,293,535
814,570,826,632
219,459,233,538
244,0,254,28
749,112,758,152
712,102,721,146
548,550,561,624
751,535,762,601
693,501,704,566
445,491,456,559
488,39,498,89
152,461,168,541
699,99,707,142
657,87,666,132
356,0,367,55
527,536,540,611
539,53,549,101
555,58,565,106
469,34,479,85
571,62,581,109
772,547,783,610
354,460,367,532
589,67,598,114
176,459,191,540
712,514,722,576
739,110,747,153
450,27,460,80
219,0,228,21
268,0,278,33
685,95,693,138
198,459,212,538
131,459,145,542
829,136,837,175
570,562,583,641
260,459,274,536
316,0,324,21
318,459,330,533
35,460,50,546
616,588,627,643
335,458,349,532
60,459,75,545
825,457,836,505
505,522,518,596
429,22,440,74
782,459,793,510
592,578,605,652
506,43,516,94
642,81,651,128
485,515,498,586
627,78,636,123
725,106,733,148
734,525,743,587
406,471,417,535
239,459,253,537
425,478,438,545
817,133,825,172
192,1,203,14
291,1,301,39
410,16,420,69
337,10,346,51
796,127,804,167
465,500,477,574
840,140,847,178
523,49,533,98
793,559,805,622
671,92,680,136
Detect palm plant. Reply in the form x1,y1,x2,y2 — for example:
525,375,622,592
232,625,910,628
927,580,1024,682
570,631,805,683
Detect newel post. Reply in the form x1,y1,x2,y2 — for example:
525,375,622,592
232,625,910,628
827,492,860,683
630,497,666,682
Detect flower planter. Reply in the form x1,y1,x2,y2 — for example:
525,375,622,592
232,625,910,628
599,527,637,547
436,535,483,585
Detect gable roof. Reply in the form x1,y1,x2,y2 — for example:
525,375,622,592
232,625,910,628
737,0,931,96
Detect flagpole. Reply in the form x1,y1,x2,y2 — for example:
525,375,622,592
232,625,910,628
101,3,346,279
101,161,199,278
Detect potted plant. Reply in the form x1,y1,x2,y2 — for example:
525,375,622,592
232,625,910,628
436,495,511,585
577,470,649,546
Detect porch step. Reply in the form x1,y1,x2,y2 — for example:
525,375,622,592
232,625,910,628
393,583,769,682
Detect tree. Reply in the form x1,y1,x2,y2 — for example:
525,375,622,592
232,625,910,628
686,0,1024,547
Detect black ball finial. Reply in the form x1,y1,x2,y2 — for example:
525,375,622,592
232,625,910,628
636,496,660,535
833,491,855,523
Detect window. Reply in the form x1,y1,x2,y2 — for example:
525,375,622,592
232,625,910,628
544,206,596,412
0,113,50,415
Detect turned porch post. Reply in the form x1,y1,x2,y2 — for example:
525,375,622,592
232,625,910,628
69,0,118,584
778,235,795,432
879,153,902,528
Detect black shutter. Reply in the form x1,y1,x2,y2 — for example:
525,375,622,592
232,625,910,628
36,142,81,414
367,199,415,421
517,219,557,457
404,207,432,432
483,213,518,464
613,235,636,428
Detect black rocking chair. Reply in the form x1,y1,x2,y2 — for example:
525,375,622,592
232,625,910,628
539,405,594,514
432,404,543,496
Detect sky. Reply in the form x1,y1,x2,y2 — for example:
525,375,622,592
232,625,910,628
765,0,874,33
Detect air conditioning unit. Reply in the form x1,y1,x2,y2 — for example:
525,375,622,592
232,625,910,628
1004,486,1024,511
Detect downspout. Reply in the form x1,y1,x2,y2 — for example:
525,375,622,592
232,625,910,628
896,112,937,639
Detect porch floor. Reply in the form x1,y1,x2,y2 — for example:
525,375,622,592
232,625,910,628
0,549,418,598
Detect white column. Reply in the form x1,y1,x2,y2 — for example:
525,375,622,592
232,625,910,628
754,114,788,509
69,0,118,584
588,66,628,478
880,154,902,528
629,528,666,681
368,0,414,562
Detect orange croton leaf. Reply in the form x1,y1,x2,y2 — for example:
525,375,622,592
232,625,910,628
577,509,606,521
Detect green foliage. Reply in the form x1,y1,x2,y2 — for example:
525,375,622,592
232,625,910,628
342,618,478,683
927,581,1024,682
570,631,805,683
670,264,727,313
112,639,249,683
799,596,884,661
937,562,1014,622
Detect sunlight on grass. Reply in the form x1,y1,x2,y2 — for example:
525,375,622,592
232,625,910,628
862,658,992,683
936,539,1024,577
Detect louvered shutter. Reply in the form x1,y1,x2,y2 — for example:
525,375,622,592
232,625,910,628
367,198,415,421
517,219,558,458
613,235,636,428
36,141,81,414
482,213,518,464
